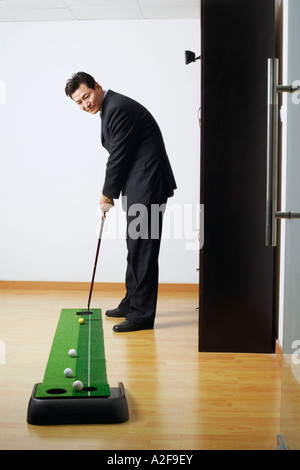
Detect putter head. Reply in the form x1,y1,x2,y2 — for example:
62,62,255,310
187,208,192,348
76,310,93,315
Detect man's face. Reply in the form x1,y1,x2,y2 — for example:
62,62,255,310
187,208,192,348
71,82,104,114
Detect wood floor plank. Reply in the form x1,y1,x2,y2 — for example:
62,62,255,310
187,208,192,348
0,287,281,450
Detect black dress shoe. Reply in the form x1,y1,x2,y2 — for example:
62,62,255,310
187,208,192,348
112,320,153,333
105,307,127,318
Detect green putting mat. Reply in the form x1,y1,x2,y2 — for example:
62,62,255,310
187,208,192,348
35,308,110,398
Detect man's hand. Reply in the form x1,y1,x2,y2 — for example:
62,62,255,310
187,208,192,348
100,194,114,218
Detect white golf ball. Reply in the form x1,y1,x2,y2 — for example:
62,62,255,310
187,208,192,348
68,349,77,357
64,368,73,377
73,380,83,391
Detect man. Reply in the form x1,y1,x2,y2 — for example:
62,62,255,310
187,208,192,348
65,72,176,332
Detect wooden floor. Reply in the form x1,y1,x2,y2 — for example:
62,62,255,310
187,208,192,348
0,286,282,450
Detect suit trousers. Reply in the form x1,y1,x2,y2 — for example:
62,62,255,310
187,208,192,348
118,201,166,327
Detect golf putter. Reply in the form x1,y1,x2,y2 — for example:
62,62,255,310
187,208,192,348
77,214,106,316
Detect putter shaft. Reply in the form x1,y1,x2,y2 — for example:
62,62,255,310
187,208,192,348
87,216,105,311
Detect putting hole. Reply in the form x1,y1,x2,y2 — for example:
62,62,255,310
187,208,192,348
46,388,67,395
82,386,97,392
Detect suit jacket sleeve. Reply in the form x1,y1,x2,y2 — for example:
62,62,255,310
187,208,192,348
102,104,137,199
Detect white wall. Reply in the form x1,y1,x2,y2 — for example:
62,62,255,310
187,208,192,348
278,0,300,351
0,19,200,284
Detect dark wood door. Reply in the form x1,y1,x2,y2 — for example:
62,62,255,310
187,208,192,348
199,0,276,352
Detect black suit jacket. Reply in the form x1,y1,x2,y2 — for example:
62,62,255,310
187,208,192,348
101,90,176,207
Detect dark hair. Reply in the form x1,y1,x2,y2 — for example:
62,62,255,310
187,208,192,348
65,72,96,98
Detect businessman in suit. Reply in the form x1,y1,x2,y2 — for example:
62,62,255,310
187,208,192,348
65,72,176,332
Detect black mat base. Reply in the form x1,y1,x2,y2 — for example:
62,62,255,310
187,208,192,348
27,382,129,425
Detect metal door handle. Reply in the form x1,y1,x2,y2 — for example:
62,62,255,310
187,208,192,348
266,58,279,247
266,58,300,247
275,212,300,220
